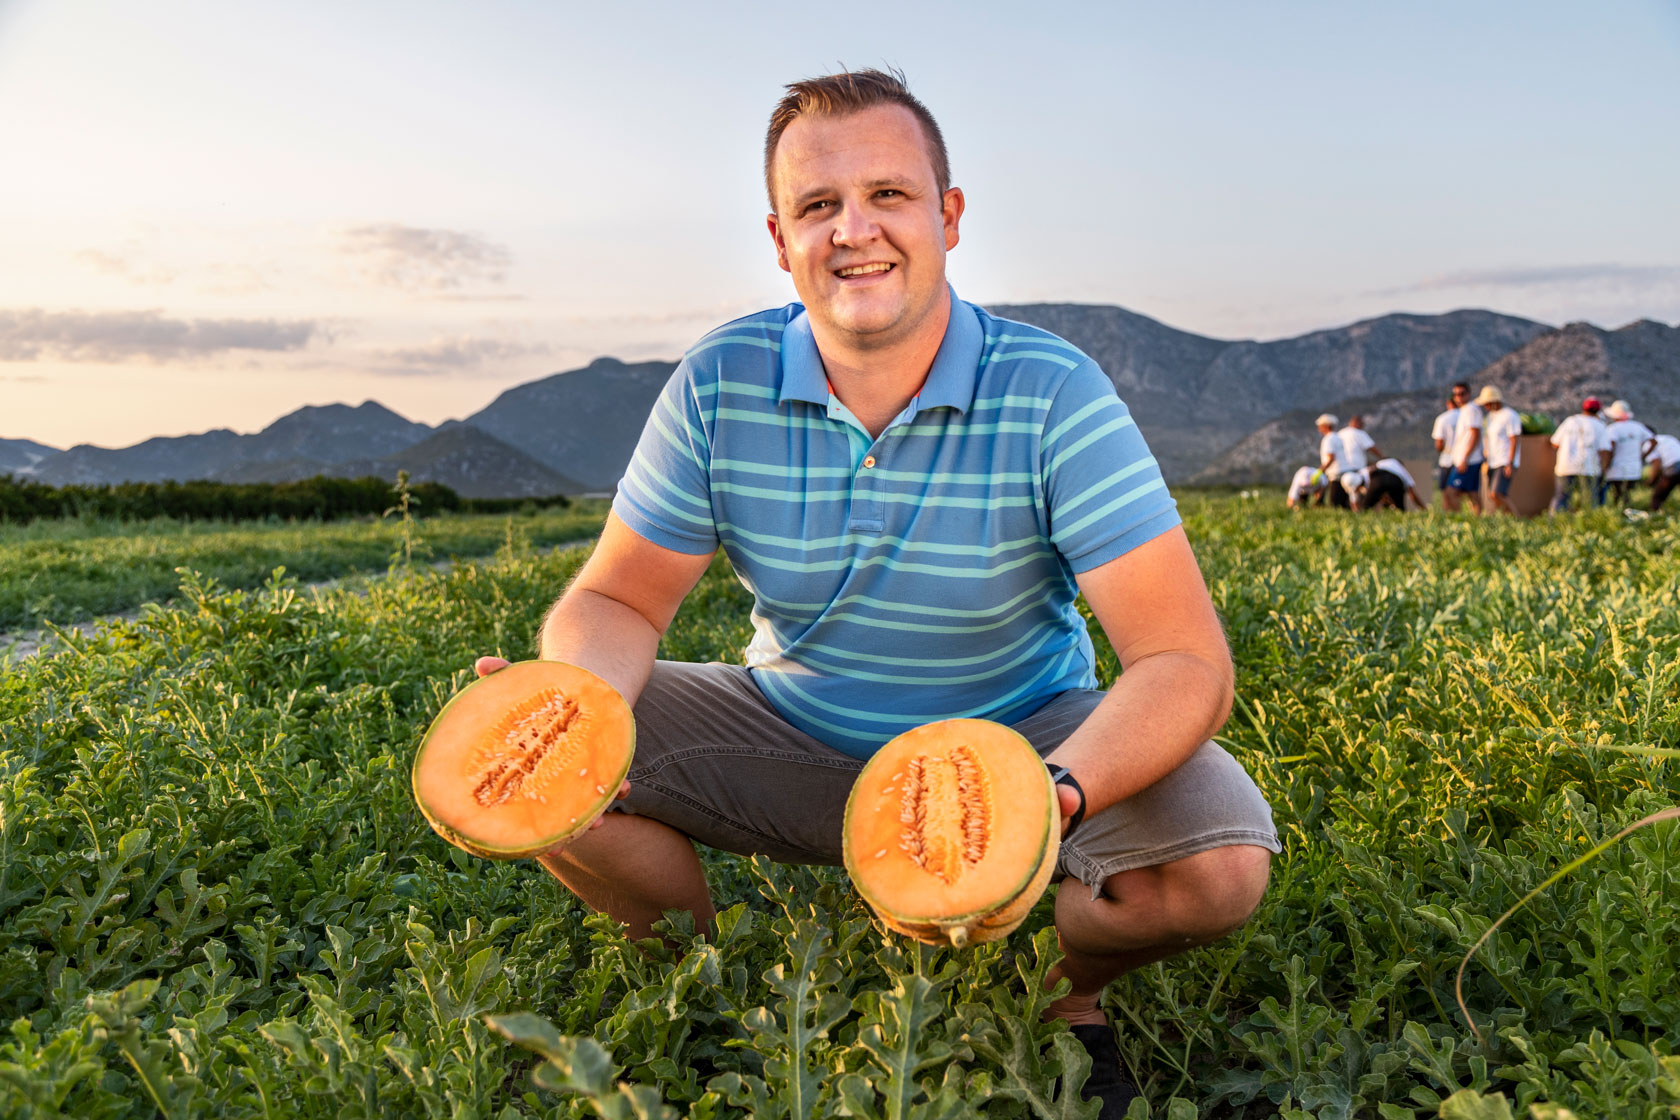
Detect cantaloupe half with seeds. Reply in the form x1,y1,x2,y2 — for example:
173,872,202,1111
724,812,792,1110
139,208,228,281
843,719,1059,948
412,661,634,859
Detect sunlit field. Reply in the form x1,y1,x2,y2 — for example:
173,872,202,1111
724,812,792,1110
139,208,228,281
1,495,1675,1117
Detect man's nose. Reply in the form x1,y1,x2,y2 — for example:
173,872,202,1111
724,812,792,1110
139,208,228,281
830,199,880,245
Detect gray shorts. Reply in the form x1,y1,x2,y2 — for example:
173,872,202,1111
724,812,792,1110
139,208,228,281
614,661,1281,898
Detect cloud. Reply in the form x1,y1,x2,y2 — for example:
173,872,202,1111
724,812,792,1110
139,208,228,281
1378,263,1680,295
73,249,177,286
0,309,319,362
369,335,548,376
338,224,513,292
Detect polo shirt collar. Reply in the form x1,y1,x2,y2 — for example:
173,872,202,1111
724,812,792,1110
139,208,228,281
777,286,982,416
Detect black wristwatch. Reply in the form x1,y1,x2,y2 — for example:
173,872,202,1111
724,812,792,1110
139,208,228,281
1045,765,1086,840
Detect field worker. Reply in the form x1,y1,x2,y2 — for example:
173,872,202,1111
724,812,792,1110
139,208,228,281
1601,400,1654,507
472,69,1276,1115
1430,384,1469,499
1645,432,1680,512
1316,413,1353,508
1340,457,1424,511
1477,387,1522,516
1446,388,1485,514
1337,414,1382,472
1286,465,1329,508
1549,397,1612,512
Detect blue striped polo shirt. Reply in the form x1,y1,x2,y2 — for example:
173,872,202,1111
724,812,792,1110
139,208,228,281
613,292,1180,759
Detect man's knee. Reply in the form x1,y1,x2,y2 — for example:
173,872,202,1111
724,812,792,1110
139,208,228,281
1191,843,1272,936
1107,843,1272,943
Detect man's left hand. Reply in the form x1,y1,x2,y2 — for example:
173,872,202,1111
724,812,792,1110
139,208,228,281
1057,782,1083,838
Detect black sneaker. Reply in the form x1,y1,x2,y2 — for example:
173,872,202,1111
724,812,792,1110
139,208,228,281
1069,1023,1141,1118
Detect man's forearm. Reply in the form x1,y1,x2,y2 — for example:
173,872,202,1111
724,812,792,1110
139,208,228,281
538,588,664,709
1044,649,1232,815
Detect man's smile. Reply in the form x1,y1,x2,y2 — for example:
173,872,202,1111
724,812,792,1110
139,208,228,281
835,262,895,278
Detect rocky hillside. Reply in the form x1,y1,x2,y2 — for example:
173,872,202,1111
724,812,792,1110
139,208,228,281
458,357,674,492
1192,319,1680,484
31,401,433,487
0,438,60,477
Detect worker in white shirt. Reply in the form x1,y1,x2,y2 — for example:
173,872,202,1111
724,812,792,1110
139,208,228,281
1601,401,1654,508
1644,433,1680,512
1340,457,1425,511
1316,414,1352,508
1430,384,1469,501
1286,466,1329,509
1446,391,1486,514
1476,387,1523,516
1336,415,1381,473
1549,398,1612,512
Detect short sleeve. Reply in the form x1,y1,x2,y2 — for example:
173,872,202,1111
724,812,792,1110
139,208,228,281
1431,414,1449,440
1040,359,1179,572
611,361,719,554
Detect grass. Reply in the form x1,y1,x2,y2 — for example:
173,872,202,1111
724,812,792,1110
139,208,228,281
0,494,1675,1117
0,501,611,631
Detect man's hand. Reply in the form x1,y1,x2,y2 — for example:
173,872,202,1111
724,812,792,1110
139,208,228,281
1056,783,1083,838
471,656,631,848
1503,465,1513,478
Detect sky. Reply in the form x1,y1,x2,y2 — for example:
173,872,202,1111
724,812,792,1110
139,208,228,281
2,0,1677,449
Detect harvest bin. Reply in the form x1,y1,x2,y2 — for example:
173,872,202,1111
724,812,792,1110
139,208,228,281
1508,434,1557,517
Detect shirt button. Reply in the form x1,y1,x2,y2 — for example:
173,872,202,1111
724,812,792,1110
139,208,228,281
863,456,876,469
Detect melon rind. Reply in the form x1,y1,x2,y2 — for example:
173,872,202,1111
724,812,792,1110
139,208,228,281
412,661,635,860
842,719,1060,948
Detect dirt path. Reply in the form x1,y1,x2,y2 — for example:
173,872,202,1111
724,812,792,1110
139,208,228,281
1,538,592,665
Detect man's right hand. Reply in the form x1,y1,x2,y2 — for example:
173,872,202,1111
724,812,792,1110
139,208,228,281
470,656,632,850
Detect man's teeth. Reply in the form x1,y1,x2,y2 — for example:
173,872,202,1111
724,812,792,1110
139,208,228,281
837,263,893,277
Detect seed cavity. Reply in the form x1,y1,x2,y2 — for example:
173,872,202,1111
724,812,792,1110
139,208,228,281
898,745,992,884
470,688,583,807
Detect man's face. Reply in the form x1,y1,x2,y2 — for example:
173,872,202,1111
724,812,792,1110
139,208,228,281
766,104,964,351
1452,387,1469,407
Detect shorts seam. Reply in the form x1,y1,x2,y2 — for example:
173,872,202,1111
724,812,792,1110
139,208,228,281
1060,828,1282,890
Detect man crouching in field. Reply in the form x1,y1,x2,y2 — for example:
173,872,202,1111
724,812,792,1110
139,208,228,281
476,69,1278,1114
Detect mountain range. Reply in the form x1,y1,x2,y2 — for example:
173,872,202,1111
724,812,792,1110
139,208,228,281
6,307,1677,494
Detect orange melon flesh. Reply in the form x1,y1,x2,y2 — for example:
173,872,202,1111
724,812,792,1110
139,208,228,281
412,661,635,859
843,719,1059,947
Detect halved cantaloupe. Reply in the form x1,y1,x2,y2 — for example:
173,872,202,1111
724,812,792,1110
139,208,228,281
843,718,1059,947
412,661,635,859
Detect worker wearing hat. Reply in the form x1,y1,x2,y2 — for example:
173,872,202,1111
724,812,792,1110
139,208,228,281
1315,414,1352,508
1601,400,1653,508
1476,386,1522,516
1549,398,1612,512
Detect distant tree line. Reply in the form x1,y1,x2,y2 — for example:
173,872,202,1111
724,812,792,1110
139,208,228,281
0,474,571,524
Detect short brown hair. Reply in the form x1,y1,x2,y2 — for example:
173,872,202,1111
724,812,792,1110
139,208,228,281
763,67,950,210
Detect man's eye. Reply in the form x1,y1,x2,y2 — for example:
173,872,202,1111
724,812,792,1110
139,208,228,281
804,200,833,215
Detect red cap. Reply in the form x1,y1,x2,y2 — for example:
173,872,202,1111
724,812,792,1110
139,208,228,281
1582,397,1601,411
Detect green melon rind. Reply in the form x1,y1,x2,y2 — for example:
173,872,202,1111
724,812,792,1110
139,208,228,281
842,724,1060,947
412,661,635,861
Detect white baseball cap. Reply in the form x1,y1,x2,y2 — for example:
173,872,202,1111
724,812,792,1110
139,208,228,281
1315,413,1338,428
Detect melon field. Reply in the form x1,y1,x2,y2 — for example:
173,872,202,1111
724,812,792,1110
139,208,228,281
1,497,1676,1118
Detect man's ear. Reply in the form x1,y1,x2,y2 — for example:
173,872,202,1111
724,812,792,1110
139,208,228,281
941,187,965,252
767,212,791,274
